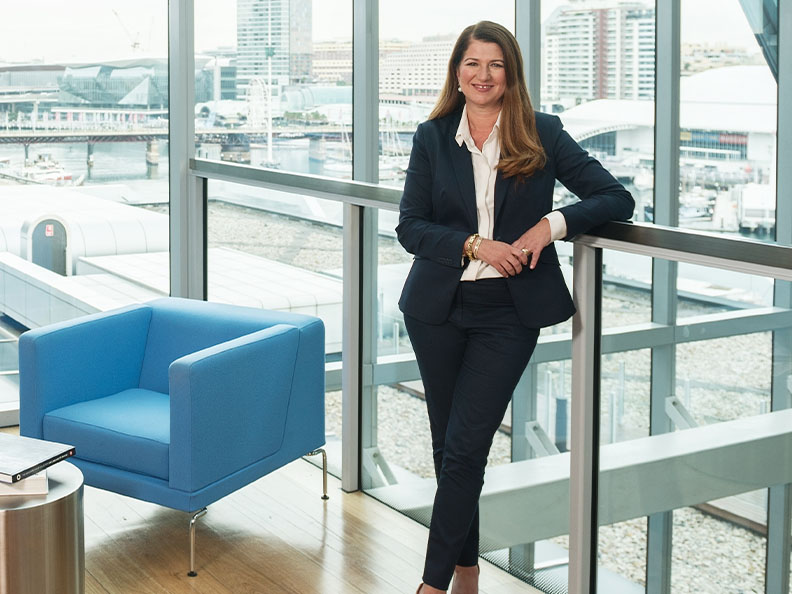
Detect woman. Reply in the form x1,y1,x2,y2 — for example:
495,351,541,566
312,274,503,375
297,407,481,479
396,21,634,594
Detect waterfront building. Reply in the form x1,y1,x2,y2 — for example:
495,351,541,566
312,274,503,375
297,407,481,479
58,60,169,108
312,40,352,85
543,0,655,106
681,41,766,75
561,65,775,164
379,36,453,98
311,37,448,97
0,64,62,114
0,60,169,116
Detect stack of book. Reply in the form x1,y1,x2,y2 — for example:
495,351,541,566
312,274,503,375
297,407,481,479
0,433,75,497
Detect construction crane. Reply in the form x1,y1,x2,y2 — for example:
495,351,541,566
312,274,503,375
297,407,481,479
111,8,142,52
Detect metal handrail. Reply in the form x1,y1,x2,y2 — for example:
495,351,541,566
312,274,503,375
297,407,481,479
583,221,792,281
190,158,401,210
190,158,792,279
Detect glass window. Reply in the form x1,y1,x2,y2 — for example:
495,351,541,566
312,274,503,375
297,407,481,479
195,0,353,178
542,0,654,230
205,180,344,472
595,342,652,590
377,1,514,188
596,249,785,593
676,333,771,424
0,1,170,422
377,213,412,359
0,325,20,423
677,264,774,318
679,0,777,241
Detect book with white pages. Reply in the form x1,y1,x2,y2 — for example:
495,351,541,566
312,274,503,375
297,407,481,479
0,432,75,483
0,471,48,497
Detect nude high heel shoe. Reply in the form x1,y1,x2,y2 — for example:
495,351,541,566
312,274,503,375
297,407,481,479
450,564,480,594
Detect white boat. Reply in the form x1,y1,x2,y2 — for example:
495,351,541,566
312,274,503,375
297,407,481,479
738,183,775,234
0,154,79,186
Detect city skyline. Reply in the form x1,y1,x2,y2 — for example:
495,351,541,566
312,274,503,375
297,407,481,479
0,1,760,64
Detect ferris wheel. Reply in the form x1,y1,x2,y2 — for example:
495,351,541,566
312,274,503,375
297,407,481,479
246,77,271,129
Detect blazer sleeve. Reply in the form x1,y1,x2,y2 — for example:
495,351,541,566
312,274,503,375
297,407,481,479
396,124,471,268
548,115,635,239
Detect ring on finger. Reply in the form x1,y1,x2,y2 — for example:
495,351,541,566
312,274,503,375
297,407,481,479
521,248,531,255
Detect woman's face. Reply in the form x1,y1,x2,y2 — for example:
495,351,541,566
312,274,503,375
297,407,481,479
456,39,507,112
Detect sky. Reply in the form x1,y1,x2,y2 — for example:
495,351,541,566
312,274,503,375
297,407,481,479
0,0,760,64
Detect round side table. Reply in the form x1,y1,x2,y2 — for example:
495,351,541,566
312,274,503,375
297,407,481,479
0,461,84,594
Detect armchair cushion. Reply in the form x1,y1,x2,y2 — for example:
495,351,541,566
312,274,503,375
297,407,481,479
43,388,170,480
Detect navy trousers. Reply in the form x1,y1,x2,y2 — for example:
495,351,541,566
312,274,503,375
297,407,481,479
404,278,540,590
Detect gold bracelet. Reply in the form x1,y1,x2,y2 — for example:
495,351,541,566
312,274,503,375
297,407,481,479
472,235,483,260
465,233,479,260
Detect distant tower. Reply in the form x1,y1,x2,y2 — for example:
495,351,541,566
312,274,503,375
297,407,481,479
289,0,313,84
543,1,655,105
236,0,312,94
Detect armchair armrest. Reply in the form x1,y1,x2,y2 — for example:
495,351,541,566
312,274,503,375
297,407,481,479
168,324,301,492
20,304,152,438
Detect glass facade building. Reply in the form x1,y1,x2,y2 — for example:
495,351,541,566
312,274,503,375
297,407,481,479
1,1,791,592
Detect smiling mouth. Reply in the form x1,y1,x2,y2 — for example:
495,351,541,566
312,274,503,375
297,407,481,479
472,84,493,91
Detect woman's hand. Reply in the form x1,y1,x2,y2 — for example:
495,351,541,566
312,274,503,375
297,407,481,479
474,238,526,277
512,219,552,270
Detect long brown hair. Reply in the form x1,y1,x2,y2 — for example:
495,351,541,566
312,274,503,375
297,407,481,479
429,21,546,179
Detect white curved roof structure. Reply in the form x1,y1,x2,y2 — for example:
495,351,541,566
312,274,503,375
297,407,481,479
0,185,168,272
559,65,777,137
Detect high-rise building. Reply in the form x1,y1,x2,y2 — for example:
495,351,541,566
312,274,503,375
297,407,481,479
379,37,453,98
312,40,352,85
289,0,312,84
543,1,654,106
312,38,446,95
236,0,312,93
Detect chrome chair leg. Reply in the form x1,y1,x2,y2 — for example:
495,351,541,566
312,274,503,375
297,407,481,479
307,448,329,500
187,507,208,577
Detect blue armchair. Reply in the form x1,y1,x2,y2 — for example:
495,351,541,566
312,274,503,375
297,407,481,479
19,297,327,575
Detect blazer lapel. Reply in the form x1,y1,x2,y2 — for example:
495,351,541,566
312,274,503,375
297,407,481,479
449,136,478,227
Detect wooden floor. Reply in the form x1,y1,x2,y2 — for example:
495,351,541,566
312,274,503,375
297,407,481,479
2,427,540,594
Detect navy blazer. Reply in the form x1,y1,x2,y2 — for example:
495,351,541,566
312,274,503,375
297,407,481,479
396,108,635,328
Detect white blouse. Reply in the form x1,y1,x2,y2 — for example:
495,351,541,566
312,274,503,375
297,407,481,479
455,105,567,281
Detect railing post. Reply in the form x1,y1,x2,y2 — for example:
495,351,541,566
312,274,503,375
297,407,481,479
569,242,602,594
342,203,363,492
343,0,379,492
